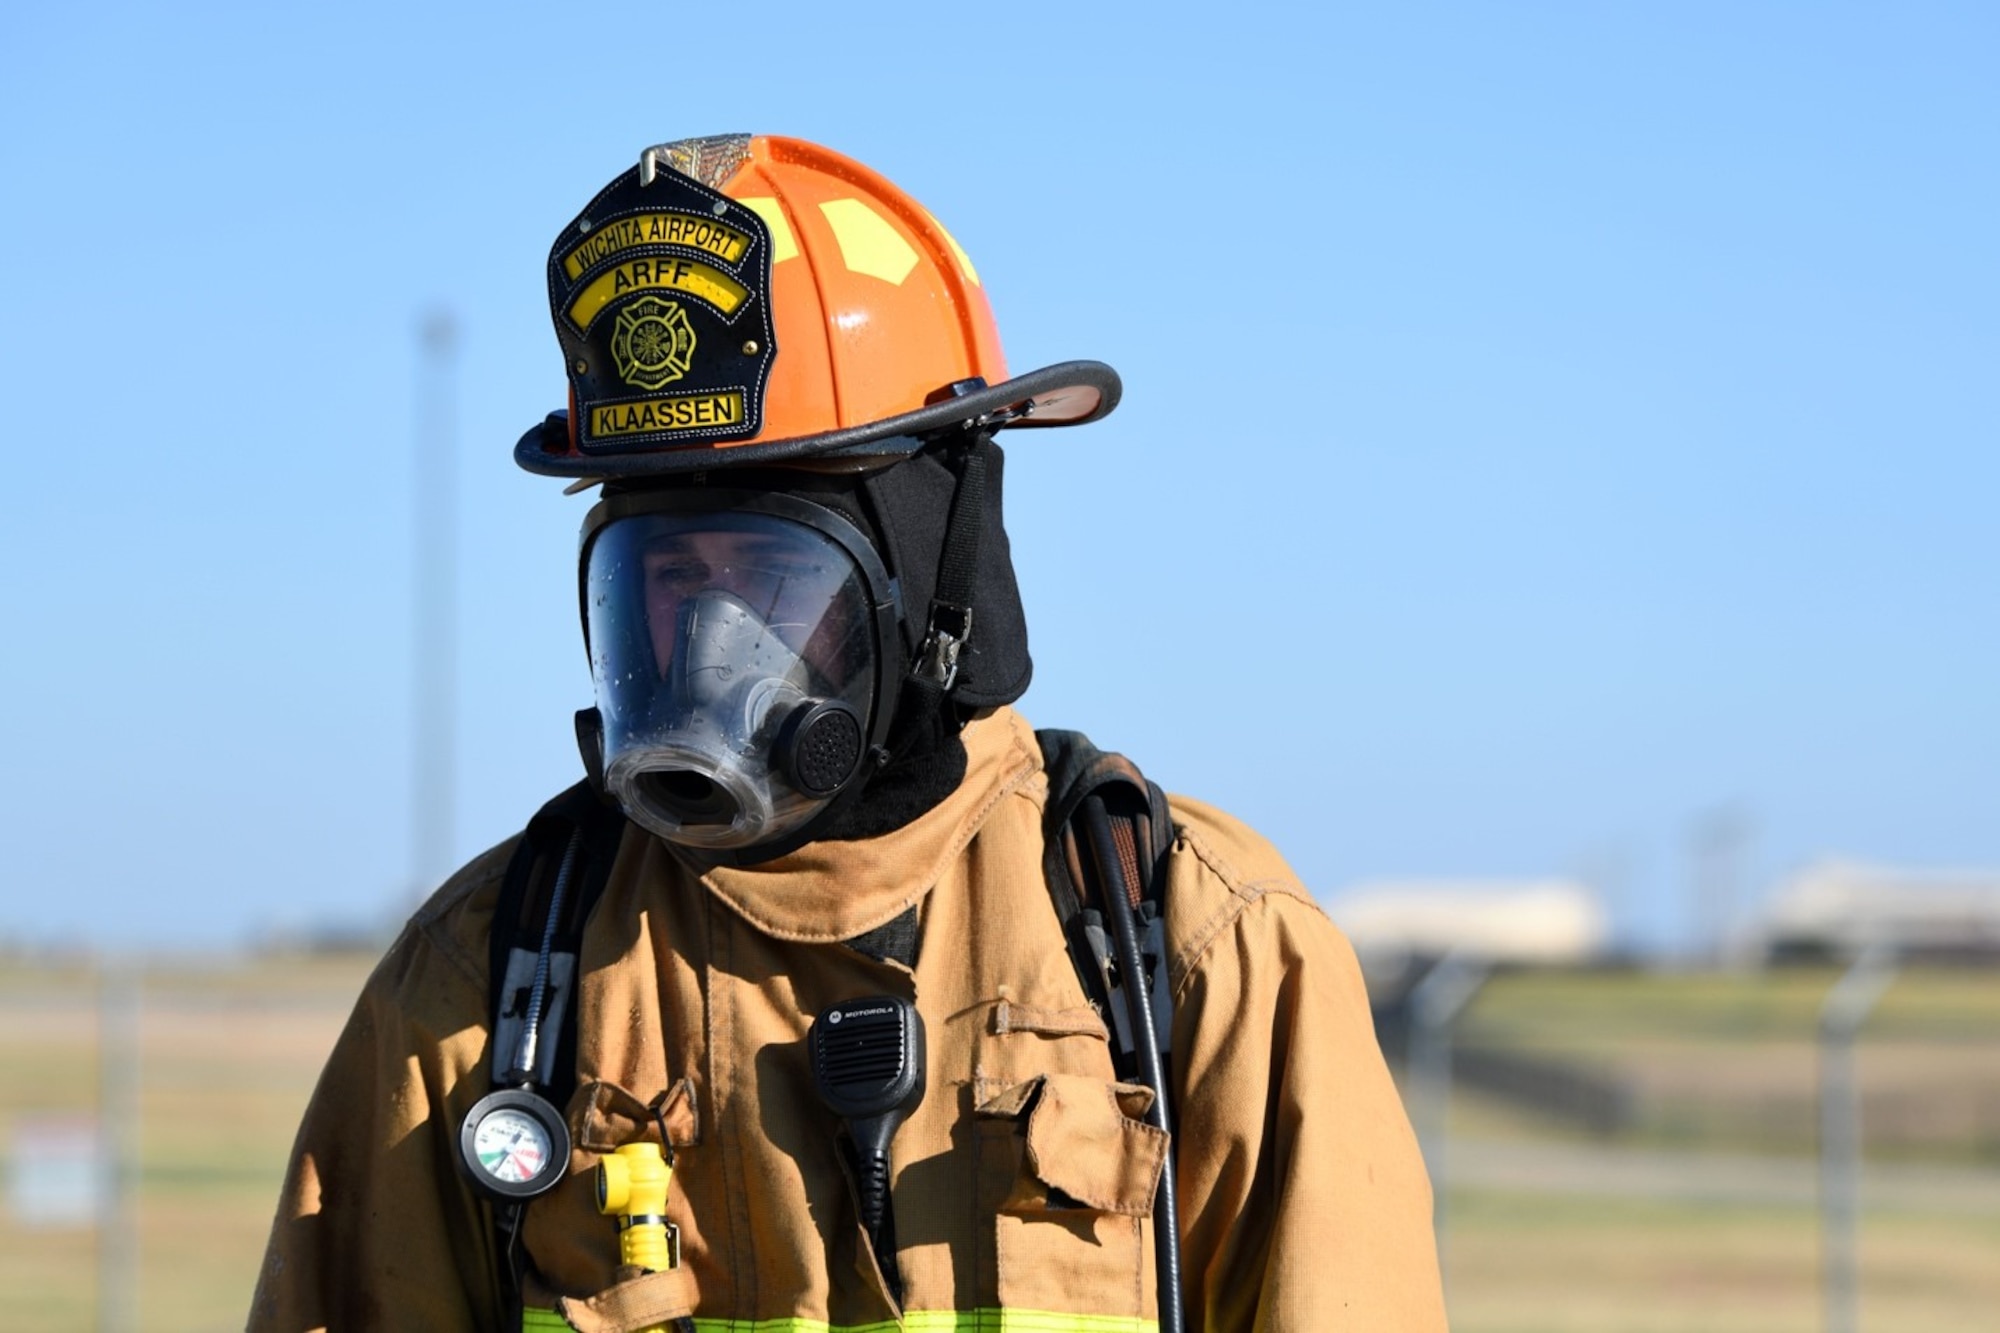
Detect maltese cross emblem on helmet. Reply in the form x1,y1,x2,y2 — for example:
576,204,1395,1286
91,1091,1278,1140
612,297,698,390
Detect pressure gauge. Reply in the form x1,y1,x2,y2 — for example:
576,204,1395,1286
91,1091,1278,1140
458,1087,571,1203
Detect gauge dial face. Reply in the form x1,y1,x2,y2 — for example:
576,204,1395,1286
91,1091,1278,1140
473,1106,553,1184
458,1088,570,1203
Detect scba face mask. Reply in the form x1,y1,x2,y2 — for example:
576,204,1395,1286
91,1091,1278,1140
580,490,899,850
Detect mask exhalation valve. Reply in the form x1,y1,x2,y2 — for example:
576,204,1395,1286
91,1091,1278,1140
781,700,864,798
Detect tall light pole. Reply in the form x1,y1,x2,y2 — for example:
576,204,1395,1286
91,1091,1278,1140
412,309,459,899
1819,944,1896,1333
1409,950,1489,1284
96,959,141,1333
1690,804,1753,965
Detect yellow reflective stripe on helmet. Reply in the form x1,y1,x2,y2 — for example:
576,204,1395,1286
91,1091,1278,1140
737,197,799,264
525,1311,1156,1333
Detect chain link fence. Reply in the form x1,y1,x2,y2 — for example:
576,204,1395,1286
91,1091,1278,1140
3,954,1996,1332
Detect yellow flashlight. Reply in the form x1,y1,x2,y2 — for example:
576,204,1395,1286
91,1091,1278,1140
595,1142,680,1274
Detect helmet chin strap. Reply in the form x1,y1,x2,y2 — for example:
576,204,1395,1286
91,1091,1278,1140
910,433,988,698
755,431,989,850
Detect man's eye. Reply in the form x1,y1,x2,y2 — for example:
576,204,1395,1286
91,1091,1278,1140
652,561,707,586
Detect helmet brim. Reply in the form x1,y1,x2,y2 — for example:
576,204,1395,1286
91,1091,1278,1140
516,360,1119,480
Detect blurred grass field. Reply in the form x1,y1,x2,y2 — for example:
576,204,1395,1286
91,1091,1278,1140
0,955,361,1333
1,954,1995,1331
1433,965,2000,1332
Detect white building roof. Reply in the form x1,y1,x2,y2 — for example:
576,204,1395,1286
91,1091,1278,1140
1326,878,1609,965
1760,860,2000,953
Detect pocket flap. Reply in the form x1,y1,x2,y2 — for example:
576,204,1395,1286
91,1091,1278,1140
560,1268,692,1333
522,1265,693,1333
1022,1073,1169,1216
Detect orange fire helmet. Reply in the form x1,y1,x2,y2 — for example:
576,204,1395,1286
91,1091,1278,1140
516,135,1119,480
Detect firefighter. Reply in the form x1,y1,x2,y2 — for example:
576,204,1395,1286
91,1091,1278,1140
252,135,1447,1332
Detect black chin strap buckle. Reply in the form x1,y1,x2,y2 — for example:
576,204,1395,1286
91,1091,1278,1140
915,603,973,691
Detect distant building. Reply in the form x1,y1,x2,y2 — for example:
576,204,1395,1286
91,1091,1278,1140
1757,860,2000,961
1325,878,1609,967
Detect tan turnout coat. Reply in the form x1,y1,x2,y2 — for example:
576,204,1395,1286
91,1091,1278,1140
251,708,1446,1331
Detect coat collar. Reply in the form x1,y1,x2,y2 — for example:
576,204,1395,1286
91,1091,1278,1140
690,708,1044,942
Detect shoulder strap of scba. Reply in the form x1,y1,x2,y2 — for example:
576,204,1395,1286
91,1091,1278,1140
487,730,1183,1326
1033,729,1176,1086
1034,729,1184,1333
486,780,626,1110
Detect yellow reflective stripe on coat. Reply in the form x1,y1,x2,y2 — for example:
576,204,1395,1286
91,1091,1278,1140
523,1311,1156,1332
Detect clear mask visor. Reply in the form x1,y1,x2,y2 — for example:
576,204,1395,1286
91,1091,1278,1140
584,510,879,849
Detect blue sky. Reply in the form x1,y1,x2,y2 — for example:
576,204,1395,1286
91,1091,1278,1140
1,2,1993,952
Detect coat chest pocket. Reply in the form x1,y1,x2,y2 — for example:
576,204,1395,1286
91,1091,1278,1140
976,1072,1169,1321
520,1266,692,1333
